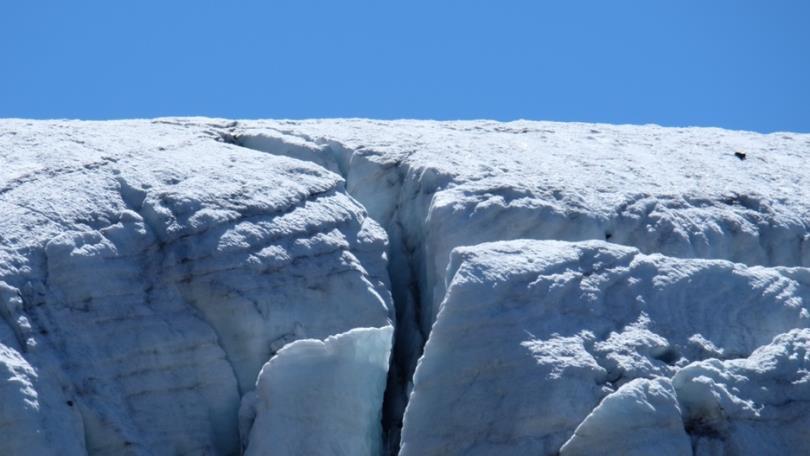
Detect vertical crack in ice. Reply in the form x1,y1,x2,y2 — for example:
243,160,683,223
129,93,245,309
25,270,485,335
228,130,427,454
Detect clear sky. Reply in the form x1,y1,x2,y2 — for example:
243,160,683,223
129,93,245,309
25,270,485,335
2,1,808,132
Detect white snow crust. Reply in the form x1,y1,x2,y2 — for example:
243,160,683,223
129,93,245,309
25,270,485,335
2,117,810,455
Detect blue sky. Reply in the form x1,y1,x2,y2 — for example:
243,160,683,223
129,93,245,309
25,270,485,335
1,1,808,132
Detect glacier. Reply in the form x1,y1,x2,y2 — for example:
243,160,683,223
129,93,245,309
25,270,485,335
1,118,810,455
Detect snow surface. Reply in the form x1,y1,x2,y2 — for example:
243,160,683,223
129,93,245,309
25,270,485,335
2,118,810,455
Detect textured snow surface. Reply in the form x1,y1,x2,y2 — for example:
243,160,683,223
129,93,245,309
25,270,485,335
2,118,810,455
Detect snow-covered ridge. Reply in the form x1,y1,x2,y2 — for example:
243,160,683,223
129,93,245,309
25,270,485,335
1,118,809,455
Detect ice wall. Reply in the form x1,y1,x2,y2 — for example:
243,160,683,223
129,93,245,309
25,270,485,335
0,119,392,455
400,240,810,455
2,118,810,455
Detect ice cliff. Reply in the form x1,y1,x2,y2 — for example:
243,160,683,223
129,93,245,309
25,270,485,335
400,240,810,455
1,118,809,455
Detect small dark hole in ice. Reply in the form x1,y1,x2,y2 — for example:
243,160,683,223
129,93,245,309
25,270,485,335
684,416,723,439
654,346,680,365
66,400,74,407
